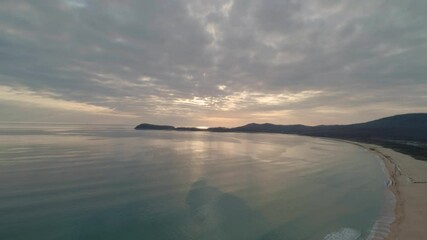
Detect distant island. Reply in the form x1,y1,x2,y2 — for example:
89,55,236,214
135,113,427,160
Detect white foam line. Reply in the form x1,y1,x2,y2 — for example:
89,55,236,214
323,227,361,240
365,156,397,240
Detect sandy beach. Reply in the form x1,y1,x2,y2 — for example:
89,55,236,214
346,141,427,240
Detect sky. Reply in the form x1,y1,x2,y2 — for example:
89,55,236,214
0,0,426,127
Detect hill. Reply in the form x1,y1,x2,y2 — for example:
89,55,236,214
135,113,427,159
223,113,427,141
134,123,175,130
217,113,427,159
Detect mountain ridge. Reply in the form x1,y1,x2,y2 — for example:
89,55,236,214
135,113,427,159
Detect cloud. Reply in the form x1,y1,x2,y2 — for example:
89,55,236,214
0,85,135,117
0,0,426,125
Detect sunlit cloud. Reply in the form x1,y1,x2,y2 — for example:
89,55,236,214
172,90,323,112
0,85,135,117
254,90,322,105
221,0,234,17
0,0,426,125
174,97,213,107
139,75,153,82
250,110,292,118
218,85,227,91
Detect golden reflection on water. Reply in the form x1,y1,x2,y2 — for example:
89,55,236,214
0,127,387,240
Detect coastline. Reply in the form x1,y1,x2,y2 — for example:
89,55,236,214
339,140,427,240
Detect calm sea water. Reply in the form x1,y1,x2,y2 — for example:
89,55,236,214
0,124,388,240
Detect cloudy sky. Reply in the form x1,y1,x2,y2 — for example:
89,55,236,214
0,0,426,126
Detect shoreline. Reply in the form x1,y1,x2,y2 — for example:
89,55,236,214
346,141,402,240
338,140,427,240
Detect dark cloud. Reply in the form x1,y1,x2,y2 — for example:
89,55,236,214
0,0,426,126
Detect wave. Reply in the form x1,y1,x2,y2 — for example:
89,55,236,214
365,189,396,240
323,227,361,240
364,155,397,240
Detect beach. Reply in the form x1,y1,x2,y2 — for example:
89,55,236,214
347,141,427,240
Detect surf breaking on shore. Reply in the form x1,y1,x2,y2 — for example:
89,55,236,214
342,140,427,240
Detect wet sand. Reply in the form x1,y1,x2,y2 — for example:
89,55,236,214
343,141,427,240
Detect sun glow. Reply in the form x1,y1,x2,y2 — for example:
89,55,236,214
0,85,135,117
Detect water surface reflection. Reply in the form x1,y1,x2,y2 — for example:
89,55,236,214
185,180,281,240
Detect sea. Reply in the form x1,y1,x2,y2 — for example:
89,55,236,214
0,123,391,240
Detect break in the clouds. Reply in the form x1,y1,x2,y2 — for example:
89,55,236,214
0,0,426,126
